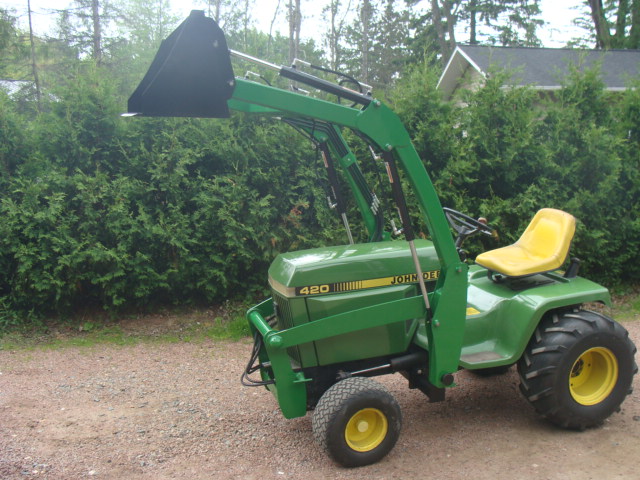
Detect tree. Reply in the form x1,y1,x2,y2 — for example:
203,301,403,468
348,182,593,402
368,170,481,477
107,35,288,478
267,0,282,57
370,0,413,87
288,0,302,63
56,0,121,63
342,0,377,83
0,8,28,78
464,0,542,46
410,0,543,64
0,7,53,111
120,0,177,51
200,0,255,50
340,1,414,89
201,0,249,31
585,0,640,48
0,8,15,51
91,0,102,63
322,0,353,70
27,0,42,109
359,0,373,83
109,0,178,93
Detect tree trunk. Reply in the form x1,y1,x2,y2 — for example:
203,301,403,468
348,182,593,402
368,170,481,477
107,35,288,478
288,0,301,64
242,0,250,50
588,0,612,49
329,0,339,69
430,0,457,63
212,0,222,23
629,0,640,48
469,0,477,44
360,0,371,83
91,0,102,63
268,0,281,56
27,0,42,111
615,0,629,41
443,0,457,52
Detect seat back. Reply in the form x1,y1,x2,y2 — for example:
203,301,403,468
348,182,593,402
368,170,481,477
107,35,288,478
475,208,576,278
518,209,576,262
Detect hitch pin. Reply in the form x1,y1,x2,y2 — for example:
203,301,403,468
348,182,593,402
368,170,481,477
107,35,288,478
391,219,404,236
292,58,311,68
368,145,382,161
291,85,310,95
244,71,262,80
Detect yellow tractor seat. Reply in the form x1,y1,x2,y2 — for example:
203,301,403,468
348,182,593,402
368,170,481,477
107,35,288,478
475,208,576,278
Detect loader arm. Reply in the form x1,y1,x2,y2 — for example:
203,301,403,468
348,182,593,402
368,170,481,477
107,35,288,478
281,119,386,242
230,78,458,262
229,79,469,386
126,10,468,388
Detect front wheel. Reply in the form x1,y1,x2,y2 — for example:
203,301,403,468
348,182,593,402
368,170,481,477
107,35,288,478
312,377,402,467
518,309,637,429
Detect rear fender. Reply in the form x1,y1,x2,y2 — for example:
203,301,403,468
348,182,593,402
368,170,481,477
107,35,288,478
463,271,611,368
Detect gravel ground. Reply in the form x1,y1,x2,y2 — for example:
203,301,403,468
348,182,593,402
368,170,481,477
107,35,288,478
1,320,639,480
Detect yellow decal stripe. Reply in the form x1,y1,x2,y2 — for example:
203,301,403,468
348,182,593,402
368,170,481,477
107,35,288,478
290,270,440,297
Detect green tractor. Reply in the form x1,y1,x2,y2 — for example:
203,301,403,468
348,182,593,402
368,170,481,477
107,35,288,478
127,11,637,468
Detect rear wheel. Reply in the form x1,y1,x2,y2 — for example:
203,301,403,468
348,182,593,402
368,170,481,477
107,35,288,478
518,309,637,429
312,377,401,467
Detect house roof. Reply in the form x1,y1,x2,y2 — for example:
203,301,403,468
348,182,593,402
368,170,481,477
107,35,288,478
0,80,33,97
437,44,640,100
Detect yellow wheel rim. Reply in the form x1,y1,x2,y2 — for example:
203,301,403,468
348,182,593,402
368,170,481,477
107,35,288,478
569,347,618,406
344,408,388,452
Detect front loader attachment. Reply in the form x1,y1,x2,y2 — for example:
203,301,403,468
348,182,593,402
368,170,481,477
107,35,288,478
126,8,469,405
127,10,235,118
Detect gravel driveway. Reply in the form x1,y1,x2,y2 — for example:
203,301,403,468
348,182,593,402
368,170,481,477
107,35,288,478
1,321,639,480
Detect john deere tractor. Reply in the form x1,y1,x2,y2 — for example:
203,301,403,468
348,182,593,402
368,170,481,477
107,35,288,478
127,11,637,468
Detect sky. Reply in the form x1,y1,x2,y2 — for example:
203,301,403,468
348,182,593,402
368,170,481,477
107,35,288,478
2,0,586,49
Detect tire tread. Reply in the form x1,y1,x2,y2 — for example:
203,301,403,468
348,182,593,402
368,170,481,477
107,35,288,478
312,377,401,467
517,309,637,429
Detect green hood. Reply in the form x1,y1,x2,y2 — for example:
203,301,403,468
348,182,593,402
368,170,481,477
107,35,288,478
269,240,440,298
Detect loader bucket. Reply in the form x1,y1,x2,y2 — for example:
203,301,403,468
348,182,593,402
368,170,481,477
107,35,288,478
127,10,235,118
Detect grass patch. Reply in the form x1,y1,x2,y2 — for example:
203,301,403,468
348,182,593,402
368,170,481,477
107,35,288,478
204,315,250,340
610,284,640,322
1,324,143,351
0,301,252,351
1,288,639,352
45,326,141,349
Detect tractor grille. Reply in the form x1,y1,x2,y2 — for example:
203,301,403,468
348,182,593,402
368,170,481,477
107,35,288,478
273,291,294,329
272,291,301,366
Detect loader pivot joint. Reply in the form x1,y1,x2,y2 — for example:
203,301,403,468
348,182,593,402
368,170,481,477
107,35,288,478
441,373,454,386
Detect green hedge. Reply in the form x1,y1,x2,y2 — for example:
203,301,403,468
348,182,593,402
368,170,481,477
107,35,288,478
1,62,639,328
0,67,341,327
394,62,640,283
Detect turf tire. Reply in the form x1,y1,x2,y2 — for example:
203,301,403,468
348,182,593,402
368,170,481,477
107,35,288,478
312,377,401,467
518,309,637,429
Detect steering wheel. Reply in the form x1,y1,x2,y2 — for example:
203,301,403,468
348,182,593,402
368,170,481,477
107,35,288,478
442,207,495,249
